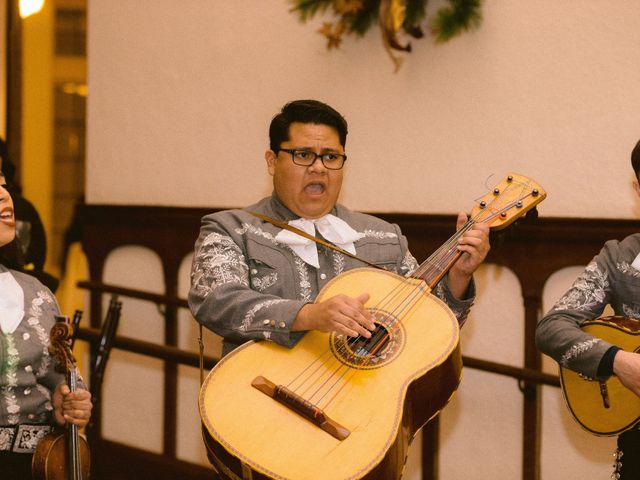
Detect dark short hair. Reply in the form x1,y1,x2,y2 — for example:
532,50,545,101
269,100,348,153
632,139,640,180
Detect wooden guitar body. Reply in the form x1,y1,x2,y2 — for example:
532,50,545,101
559,316,640,436
200,268,462,480
199,173,546,478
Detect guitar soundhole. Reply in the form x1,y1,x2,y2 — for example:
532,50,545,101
330,308,405,370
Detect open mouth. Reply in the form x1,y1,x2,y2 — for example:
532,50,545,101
0,208,15,224
304,182,326,195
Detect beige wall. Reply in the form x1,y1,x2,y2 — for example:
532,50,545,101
86,1,640,478
87,0,640,219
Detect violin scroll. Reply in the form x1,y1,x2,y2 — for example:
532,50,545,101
49,317,77,377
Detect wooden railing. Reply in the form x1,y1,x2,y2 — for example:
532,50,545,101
77,204,637,480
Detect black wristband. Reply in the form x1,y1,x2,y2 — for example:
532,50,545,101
596,346,621,378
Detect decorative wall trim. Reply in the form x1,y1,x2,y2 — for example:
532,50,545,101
79,203,638,480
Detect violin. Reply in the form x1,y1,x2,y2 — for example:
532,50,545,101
32,315,91,480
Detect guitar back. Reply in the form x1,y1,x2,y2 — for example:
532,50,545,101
559,317,640,436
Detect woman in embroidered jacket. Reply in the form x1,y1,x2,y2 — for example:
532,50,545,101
0,170,92,478
536,140,640,478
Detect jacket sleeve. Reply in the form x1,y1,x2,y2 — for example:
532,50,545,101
188,215,305,349
535,243,617,380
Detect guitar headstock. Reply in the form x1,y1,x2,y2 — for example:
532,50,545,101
49,315,77,376
469,173,547,230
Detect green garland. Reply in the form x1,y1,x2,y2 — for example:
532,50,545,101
290,0,482,66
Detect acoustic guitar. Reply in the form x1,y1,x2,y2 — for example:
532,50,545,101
559,316,640,436
200,173,546,480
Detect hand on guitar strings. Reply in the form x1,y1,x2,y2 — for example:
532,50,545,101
53,383,93,428
293,292,376,338
448,211,491,300
613,350,640,398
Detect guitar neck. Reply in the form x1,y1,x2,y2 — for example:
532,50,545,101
412,220,473,289
411,173,548,289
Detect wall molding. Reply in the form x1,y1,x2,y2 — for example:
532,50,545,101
78,203,638,480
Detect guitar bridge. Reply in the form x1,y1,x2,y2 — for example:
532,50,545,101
251,376,350,441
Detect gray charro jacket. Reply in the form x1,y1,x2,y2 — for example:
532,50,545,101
536,233,640,380
189,194,475,356
0,265,64,426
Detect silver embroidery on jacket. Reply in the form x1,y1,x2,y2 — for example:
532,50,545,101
191,232,249,296
238,223,315,299
294,256,313,302
0,428,15,449
361,230,397,240
241,299,288,331
622,304,640,319
235,224,278,244
332,251,346,277
2,334,20,424
251,272,278,292
552,261,609,312
400,251,419,276
560,338,601,367
617,261,640,278
29,291,53,379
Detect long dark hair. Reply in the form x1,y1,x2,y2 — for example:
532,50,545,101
0,240,23,270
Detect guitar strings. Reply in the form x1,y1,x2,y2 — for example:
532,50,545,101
286,275,430,406
306,267,451,408
313,196,526,407
315,283,429,408
284,276,432,392
313,185,540,404
310,280,430,406
284,183,537,409
314,223,474,406
291,191,530,406
339,184,535,365
303,193,532,409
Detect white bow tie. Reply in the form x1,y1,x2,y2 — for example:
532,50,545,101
0,272,25,334
275,214,362,268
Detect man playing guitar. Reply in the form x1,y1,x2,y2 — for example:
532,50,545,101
536,139,640,478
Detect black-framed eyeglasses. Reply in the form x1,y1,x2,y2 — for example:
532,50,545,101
280,149,347,170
